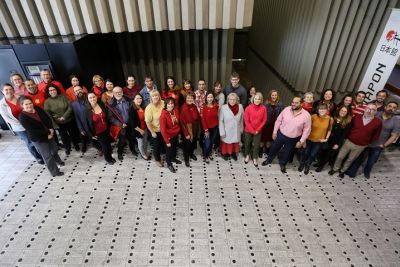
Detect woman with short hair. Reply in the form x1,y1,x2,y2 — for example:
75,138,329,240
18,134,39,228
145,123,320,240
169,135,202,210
19,96,64,177
219,93,244,161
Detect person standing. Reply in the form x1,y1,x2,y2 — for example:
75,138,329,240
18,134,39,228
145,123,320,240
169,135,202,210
71,86,90,154
84,92,116,164
351,91,367,116
140,75,158,107
346,101,399,178
107,86,136,161
244,92,267,167
0,84,43,163
223,72,248,108
128,94,150,160
213,81,225,108
329,103,382,178
180,92,201,167
160,98,181,173
10,73,27,96
19,96,64,177
371,90,388,112
261,90,283,156
101,79,114,104
298,103,333,174
301,92,314,113
24,79,46,109
194,79,207,115
65,75,88,102
312,89,336,116
145,90,165,167
201,91,219,163
262,96,311,173
38,69,65,95
123,75,141,99
44,84,80,155
219,93,244,161
91,74,105,99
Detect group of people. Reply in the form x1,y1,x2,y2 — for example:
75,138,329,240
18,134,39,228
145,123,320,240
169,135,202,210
0,70,398,179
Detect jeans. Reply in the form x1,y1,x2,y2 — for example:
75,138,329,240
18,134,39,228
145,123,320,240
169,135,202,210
136,129,149,158
16,131,42,161
203,127,218,158
346,147,382,177
267,130,300,166
301,140,324,167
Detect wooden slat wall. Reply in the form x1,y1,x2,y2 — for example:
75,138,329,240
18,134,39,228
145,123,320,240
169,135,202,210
0,0,254,39
116,29,234,90
249,0,399,100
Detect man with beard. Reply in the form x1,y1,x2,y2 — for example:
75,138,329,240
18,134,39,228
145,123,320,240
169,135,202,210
107,86,137,161
71,86,90,153
345,101,399,178
38,69,66,95
24,79,46,108
223,72,248,108
371,90,388,112
351,91,367,116
262,96,311,173
329,103,382,178
0,83,43,164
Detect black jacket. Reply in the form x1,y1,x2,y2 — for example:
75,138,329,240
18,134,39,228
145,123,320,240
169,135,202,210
84,102,109,138
19,107,53,142
128,105,144,138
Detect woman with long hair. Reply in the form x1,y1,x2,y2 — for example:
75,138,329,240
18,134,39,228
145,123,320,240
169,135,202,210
128,93,150,160
161,76,183,107
213,81,225,108
201,91,219,163
65,75,88,102
101,79,114,104
85,92,115,164
312,89,337,116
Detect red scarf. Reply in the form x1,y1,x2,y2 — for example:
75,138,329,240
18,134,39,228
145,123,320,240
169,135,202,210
229,103,239,115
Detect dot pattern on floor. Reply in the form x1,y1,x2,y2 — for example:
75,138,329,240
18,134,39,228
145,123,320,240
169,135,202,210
0,133,399,266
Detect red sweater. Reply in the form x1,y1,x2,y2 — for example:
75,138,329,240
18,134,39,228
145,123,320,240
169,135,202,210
347,114,382,146
123,85,141,99
244,103,267,134
180,103,200,137
24,91,46,109
160,109,180,144
38,80,66,95
201,104,219,131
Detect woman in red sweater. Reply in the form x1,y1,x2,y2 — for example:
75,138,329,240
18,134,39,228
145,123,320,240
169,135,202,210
201,91,219,163
180,92,201,167
161,76,183,107
160,97,181,173
244,92,267,166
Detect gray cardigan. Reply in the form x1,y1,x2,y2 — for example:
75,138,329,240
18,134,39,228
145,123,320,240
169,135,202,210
0,97,25,132
218,104,244,144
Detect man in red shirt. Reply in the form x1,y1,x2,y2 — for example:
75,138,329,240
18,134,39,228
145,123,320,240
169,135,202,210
329,102,382,178
351,91,367,116
37,69,66,95
24,80,46,109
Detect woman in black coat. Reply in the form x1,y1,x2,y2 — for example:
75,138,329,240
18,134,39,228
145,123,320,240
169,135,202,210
19,96,64,177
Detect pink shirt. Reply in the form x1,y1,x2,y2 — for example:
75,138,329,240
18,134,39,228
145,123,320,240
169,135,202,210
273,106,311,143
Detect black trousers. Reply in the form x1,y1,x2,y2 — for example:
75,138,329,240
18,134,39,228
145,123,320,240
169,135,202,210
93,131,113,162
58,119,80,151
183,136,197,161
151,132,164,161
164,135,179,166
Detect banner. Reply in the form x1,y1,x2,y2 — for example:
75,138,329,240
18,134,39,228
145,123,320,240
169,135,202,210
358,8,400,102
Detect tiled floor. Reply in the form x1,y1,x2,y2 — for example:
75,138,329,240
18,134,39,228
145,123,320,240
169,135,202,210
0,131,399,266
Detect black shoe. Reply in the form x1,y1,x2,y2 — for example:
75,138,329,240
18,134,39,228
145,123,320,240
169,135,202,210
328,170,335,175
173,159,182,164
204,157,210,164
190,154,197,161
106,160,115,165
168,165,176,173
37,159,45,165
53,171,64,177
315,166,323,172
298,163,305,172
262,159,271,166
118,154,123,161
338,172,345,178
223,155,229,161
65,149,71,156
304,165,310,175
364,173,370,179
110,158,116,163
280,164,287,173
185,160,190,167
232,153,237,161
258,150,263,158
57,161,65,167
131,150,138,156
81,143,87,153
74,144,80,151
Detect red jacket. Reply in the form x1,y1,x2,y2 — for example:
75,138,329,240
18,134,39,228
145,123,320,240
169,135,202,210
201,104,219,131
160,109,180,145
347,114,382,146
38,80,66,95
180,103,200,138
244,103,267,134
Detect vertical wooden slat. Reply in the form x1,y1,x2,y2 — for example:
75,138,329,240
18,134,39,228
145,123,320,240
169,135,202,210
166,0,181,31
152,0,168,31
109,0,127,33
34,0,59,36
181,0,195,30
48,0,72,35
174,31,183,84
209,0,223,29
64,0,86,34
123,0,141,32
138,0,154,32
93,0,113,33
19,0,44,36
79,0,99,34
5,0,31,37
